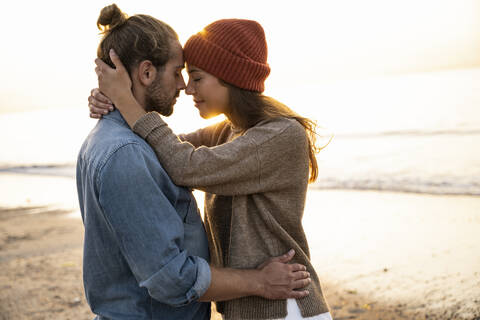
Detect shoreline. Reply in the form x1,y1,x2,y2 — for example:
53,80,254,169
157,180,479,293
1,186,479,319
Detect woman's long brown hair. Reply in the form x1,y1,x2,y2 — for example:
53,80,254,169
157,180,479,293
223,82,324,183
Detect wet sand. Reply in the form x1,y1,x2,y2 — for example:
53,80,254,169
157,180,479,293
0,177,479,319
303,190,480,320
0,206,90,320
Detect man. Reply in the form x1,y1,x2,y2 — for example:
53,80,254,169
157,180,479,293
78,5,310,319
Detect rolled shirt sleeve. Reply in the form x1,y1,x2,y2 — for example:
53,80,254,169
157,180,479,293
140,254,211,306
97,142,211,306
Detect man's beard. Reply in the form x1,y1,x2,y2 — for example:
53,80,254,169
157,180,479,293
145,77,179,116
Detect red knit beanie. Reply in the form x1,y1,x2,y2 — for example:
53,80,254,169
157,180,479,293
183,19,270,92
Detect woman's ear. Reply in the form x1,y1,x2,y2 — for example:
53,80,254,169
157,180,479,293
137,60,157,86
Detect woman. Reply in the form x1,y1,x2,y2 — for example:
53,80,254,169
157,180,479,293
90,17,331,320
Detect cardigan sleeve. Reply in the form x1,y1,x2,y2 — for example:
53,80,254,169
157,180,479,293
133,112,308,196
178,121,227,147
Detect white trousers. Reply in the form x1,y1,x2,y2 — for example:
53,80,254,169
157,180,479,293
222,299,333,320
274,299,332,320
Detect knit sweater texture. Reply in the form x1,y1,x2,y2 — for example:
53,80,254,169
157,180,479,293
133,113,329,319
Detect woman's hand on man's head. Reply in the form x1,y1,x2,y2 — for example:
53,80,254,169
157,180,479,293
94,49,132,106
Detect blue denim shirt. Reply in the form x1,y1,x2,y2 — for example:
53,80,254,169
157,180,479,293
76,110,211,320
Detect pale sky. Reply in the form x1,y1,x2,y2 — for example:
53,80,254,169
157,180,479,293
1,0,479,113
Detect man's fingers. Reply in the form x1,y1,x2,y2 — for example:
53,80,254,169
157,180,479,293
274,249,295,264
287,289,310,299
291,271,310,281
90,112,102,119
291,278,311,290
258,250,295,268
289,263,307,272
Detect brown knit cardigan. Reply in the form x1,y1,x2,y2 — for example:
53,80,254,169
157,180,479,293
133,113,329,319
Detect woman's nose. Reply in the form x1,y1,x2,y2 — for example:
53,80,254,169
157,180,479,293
185,82,195,95
177,73,186,91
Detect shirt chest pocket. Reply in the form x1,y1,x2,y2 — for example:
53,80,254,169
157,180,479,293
175,192,210,261
183,200,203,225
175,190,202,225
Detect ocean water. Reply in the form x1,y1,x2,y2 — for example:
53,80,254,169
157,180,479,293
0,68,479,199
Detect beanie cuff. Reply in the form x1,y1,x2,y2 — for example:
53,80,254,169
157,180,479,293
184,34,270,92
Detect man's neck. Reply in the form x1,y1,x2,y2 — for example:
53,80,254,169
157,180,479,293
131,83,148,111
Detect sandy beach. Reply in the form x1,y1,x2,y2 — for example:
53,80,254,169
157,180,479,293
1,0,479,317
0,174,479,319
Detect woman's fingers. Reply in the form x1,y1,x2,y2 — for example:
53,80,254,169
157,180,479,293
94,57,110,70
95,50,127,74
89,103,109,115
91,88,113,105
87,88,113,119
88,95,113,111
90,112,102,119
93,53,132,104
109,49,127,72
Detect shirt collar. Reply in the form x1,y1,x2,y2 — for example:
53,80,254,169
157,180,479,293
102,109,129,128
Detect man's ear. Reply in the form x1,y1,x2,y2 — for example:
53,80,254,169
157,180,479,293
137,60,158,86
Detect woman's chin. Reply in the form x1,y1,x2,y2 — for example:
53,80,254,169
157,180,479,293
199,111,215,119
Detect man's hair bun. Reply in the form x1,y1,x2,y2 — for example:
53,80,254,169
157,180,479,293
97,3,127,33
